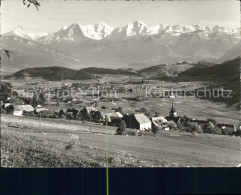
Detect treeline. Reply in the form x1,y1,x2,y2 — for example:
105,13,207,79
6,66,140,81
9,67,94,81
79,67,138,75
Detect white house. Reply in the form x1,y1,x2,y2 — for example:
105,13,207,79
13,106,23,116
13,105,34,116
134,113,152,131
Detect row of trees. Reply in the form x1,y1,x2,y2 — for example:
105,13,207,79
116,117,241,137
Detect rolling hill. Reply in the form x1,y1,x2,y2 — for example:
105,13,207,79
10,67,94,81
81,67,138,75
217,41,241,63
177,57,240,82
138,62,194,78
5,66,139,81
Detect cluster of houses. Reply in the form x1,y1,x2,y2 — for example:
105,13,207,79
1,95,239,133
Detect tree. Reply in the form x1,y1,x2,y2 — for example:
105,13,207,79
0,81,12,101
152,126,160,137
234,129,241,137
177,122,184,131
211,127,222,135
5,105,14,114
117,106,124,115
116,120,126,135
207,118,217,126
222,127,234,136
39,92,46,106
92,111,103,122
167,121,177,130
184,122,201,133
202,122,214,134
30,95,38,107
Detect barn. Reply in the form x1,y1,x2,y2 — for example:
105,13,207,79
123,113,151,131
105,112,123,124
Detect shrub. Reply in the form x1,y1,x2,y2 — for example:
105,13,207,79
167,121,177,130
117,106,124,115
177,122,184,131
23,112,30,117
207,118,217,125
222,127,235,136
124,129,137,136
211,127,222,135
116,120,126,135
152,126,160,137
5,105,14,114
234,129,241,137
184,122,201,133
202,122,214,134
29,112,35,117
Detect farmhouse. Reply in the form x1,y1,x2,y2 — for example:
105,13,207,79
13,105,34,116
80,107,99,114
105,112,123,124
151,116,168,129
123,113,151,131
13,106,23,116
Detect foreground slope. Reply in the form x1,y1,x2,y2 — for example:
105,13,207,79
1,115,240,167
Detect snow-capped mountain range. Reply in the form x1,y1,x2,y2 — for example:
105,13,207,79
4,26,48,40
2,21,240,72
4,21,240,41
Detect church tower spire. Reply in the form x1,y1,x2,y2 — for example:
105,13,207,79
169,101,177,117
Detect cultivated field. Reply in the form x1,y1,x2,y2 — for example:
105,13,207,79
1,115,240,167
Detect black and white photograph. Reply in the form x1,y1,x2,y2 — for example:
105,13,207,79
1,0,240,168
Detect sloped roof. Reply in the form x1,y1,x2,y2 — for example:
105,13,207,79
134,113,151,124
14,106,23,112
85,107,99,113
114,112,123,118
35,107,48,113
16,105,34,112
105,112,123,122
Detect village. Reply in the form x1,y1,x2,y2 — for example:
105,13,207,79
1,80,240,137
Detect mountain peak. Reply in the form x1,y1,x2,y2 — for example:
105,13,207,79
15,26,26,31
133,20,146,25
70,23,80,28
96,21,107,26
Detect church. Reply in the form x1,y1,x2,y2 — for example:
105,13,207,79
165,102,181,124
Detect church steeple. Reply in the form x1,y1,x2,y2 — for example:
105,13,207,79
169,102,177,117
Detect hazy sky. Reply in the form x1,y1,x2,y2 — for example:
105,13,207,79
2,0,240,33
